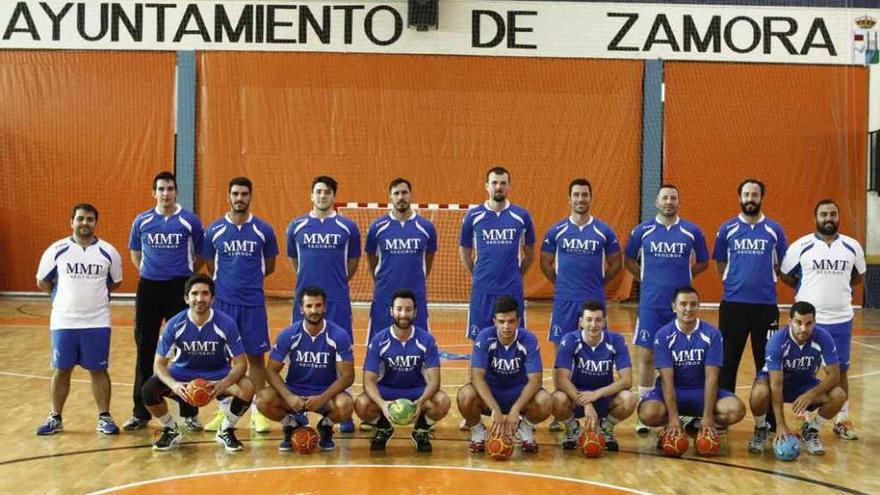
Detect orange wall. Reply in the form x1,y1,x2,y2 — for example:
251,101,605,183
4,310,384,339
664,63,868,304
0,51,176,293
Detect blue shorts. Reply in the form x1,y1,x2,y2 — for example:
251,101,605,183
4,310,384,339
378,385,424,402
816,320,852,372
467,292,526,341
215,300,270,355
756,373,821,411
549,297,604,343
51,328,111,370
367,297,429,343
574,396,612,419
480,385,528,415
633,307,675,349
641,387,736,417
293,296,353,336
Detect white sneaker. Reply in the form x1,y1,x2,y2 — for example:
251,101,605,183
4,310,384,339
635,418,650,435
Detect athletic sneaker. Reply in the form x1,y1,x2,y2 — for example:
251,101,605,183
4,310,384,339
153,426,182,451
370,425,395,451
216,428,244,452
518,419,539,453
459,418,471,431
292,411,309,427
469,423,487,453
318,417,335,451
549,419,565,432
833,420,858,440
204,410,225,432
747,425,769,454
359,421,375,431
279,425,294,452
635,418,650,435
680,416,699,437
183,416,203,432
251,409,271,433
36,414,63,436
801,423,825,455
411,429,432,452
122,416,148,432
97,415,120,435
561,419,581,450
338,419,355,433
599,418,618,452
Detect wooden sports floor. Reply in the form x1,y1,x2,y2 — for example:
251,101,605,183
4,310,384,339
0,297,877,495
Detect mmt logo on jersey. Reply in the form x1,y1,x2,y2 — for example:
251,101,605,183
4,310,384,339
492,356,523,373
65,262,103,279
672,348,705,363
182,341,220,354
561,238,600,253
303,233,343,249
812,259,850,272
385,238,422,253
146,232,184,248
296,350,331,366
482,228,518,245
387,355,421,369
649,241,687,257
577,358,612,373
222,239,257,255
784,355,815,370
732,238,769,253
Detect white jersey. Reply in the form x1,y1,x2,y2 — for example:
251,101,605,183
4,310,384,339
36,237,123,330
780,233,866,324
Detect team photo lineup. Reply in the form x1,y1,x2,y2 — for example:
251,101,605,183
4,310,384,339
35,165,866,464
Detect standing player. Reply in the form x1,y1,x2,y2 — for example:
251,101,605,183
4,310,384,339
780,199,865,440
203,177,279,433
256,286,355,452
637,287,746,440
456,296,552,453
144,275,254,452
747,302,845,455
124,171,203,432
713,179,787,394
552,301,636,451
459,166,536,341
365,178,437,342
355,290,451,452
35,204,123,435
625,184,709,433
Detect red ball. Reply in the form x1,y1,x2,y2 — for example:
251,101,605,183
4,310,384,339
695,430,721,456
185,378,213,407
661,429,689,457
486,434,514,461
291,426,319,454
577,430,606,458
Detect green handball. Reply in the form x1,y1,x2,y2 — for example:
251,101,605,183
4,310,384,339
388,398,417,425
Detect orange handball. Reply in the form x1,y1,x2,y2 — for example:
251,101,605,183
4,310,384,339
661,429,689,458
291,426,319,454
577,430,606,458
185,378,213,407
695,429,721,456
485,433,514,461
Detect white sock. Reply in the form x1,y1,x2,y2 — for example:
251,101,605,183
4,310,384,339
837,401,850,422
158,413,175,429
809,415,828,431
638,386,652,400
425,416,436,427
221,411,242,431
754,415,767,428
471,422,487,442
281,414,296,427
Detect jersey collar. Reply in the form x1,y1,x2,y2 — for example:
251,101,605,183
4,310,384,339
301,319,327,337
787,325,810,348
484,200,511,213
387,210,417,222
580,329,604,347
495,327,520,346
225,212,253,224
654,215,680,227
673,318,701,335
309,211,338,220
154,204,182,216
813,232,840,242
187,308,214,328
737,213,765,225
391,325,415,342
569,215,594,228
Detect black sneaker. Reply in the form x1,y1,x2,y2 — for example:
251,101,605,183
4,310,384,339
318,417,335,451
122,416,149,432
279,425,294,452
371,425,395,451
216,428,244,452
411,429,432,452
153,426,182,451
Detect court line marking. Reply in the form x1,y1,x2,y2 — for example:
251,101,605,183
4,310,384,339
85,464,656,495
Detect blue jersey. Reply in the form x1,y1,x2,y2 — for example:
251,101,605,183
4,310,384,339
625,217,709,310
555,329,631,391
542,216,620,303
713,215,788,304
204,214,279,307
286,212,361,301
653,319,723,390
363,327,440,389
459,202,536,295
157,309,246,382
763,325,838,385
269,319,354,396
365,211,437,299
129,205,204,281
471,326,542,389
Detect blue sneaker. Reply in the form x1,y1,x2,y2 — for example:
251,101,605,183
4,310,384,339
97,415,120,435
318,417,335,451
279,425,294,452
36,414,63,435
293,411,309,427
338,419,355,433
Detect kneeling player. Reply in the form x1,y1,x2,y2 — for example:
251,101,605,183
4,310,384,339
552,301,637,451
748,301,845,455
638,287,745,441
355,290,451,452
142,275,255,452
256,286,355,451
457,296,552,453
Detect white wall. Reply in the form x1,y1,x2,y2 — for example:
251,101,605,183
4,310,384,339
867,64,880,260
